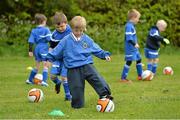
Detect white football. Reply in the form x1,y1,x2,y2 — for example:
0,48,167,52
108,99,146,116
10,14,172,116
34,74,43,85
27,88,44,102
96,98,114,112
163,66,173,75
142,70,154,81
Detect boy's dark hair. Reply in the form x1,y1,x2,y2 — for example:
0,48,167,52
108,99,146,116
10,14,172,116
53,12,67,24
35,13,47,24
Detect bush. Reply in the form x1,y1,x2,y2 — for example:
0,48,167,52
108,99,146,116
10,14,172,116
0,0,179,56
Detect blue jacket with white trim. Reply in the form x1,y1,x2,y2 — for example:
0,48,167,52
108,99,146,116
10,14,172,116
145,26,165,50
46,33,111,68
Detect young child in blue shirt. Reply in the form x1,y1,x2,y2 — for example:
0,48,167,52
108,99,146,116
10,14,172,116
144,20,170,75
120,9,143,83
46,16,113,108
26,13,51,86
49,12,72,100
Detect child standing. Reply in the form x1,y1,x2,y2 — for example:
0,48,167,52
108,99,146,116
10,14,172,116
26,13,51,86
49,12,72,100
120,9,143,83
46,16,113,108
144,20,170,75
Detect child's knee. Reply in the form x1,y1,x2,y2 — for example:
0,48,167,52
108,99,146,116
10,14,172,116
50,74,57,80
71,87,84,108
153,58,159,63
61,76,67,81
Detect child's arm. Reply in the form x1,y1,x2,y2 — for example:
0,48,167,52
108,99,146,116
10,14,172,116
150,29,170,44
46,39,65,62
163,38,170,44
28,43,33,57
105,56,111,61
91,42,111,60
128,40,140,48
49,40,59,49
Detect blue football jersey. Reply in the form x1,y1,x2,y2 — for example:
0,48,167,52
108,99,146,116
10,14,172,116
28,26,51,44
124,21,138,54
47,33,111,68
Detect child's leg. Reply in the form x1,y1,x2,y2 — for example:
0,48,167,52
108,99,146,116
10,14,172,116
67,68,85,108
50,61,62,93
61,64,71,100
27,61,40,83
50,74,61,94
121,61,132,80
42,61,48,82
62,77,71,100
28,68,38,83
147,59,153,71
136,59,143,77
41,61,48,86
51,74,61,84
152,58,159,74
84,64,112,99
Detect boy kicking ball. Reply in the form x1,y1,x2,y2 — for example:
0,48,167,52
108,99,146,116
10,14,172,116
144,20,170,75
46,16,113,109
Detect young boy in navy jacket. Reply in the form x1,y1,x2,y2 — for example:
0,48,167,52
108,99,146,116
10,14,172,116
144,20,170,75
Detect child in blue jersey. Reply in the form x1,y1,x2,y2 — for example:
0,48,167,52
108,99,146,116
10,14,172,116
49,12,72,100
46,16,113,108
120,9,143,83
145,20,170,75
26,13,51,86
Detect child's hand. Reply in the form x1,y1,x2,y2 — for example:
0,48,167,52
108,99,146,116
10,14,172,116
49,47,53,51
105,56,111,61
29,52,33,57
163,38,170,44
135,43,140,48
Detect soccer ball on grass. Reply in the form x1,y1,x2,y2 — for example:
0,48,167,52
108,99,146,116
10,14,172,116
33,74,43,85
142,70,154,81
96,98,114,112
163,66,173,75
27,88,44,102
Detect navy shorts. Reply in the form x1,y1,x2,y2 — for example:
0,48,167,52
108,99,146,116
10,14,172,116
50,61,67,77
144,48,159,59
125,50,141,61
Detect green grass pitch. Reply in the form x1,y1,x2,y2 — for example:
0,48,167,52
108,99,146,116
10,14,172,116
0,54,180,119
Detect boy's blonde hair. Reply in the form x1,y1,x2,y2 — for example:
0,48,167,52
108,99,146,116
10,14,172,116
70,16,86,31
156,20,167,29
35,13,47,24
53,12,67,24
127,9,141,20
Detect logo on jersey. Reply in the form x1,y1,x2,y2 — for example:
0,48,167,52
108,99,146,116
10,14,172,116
82,41,88,48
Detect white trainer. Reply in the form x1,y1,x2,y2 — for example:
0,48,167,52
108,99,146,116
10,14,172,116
26,80,33,84
41,81,49,87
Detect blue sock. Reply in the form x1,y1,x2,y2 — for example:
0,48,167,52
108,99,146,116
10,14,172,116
147,62,153,71
28,69,37,83
136,63,143,77
63,80,71,99
152,63,158,74
52,77,61,85
121,64,130,79
42,69,48,82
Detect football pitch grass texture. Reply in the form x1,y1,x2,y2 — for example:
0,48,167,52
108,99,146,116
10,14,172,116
0,54,180,119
